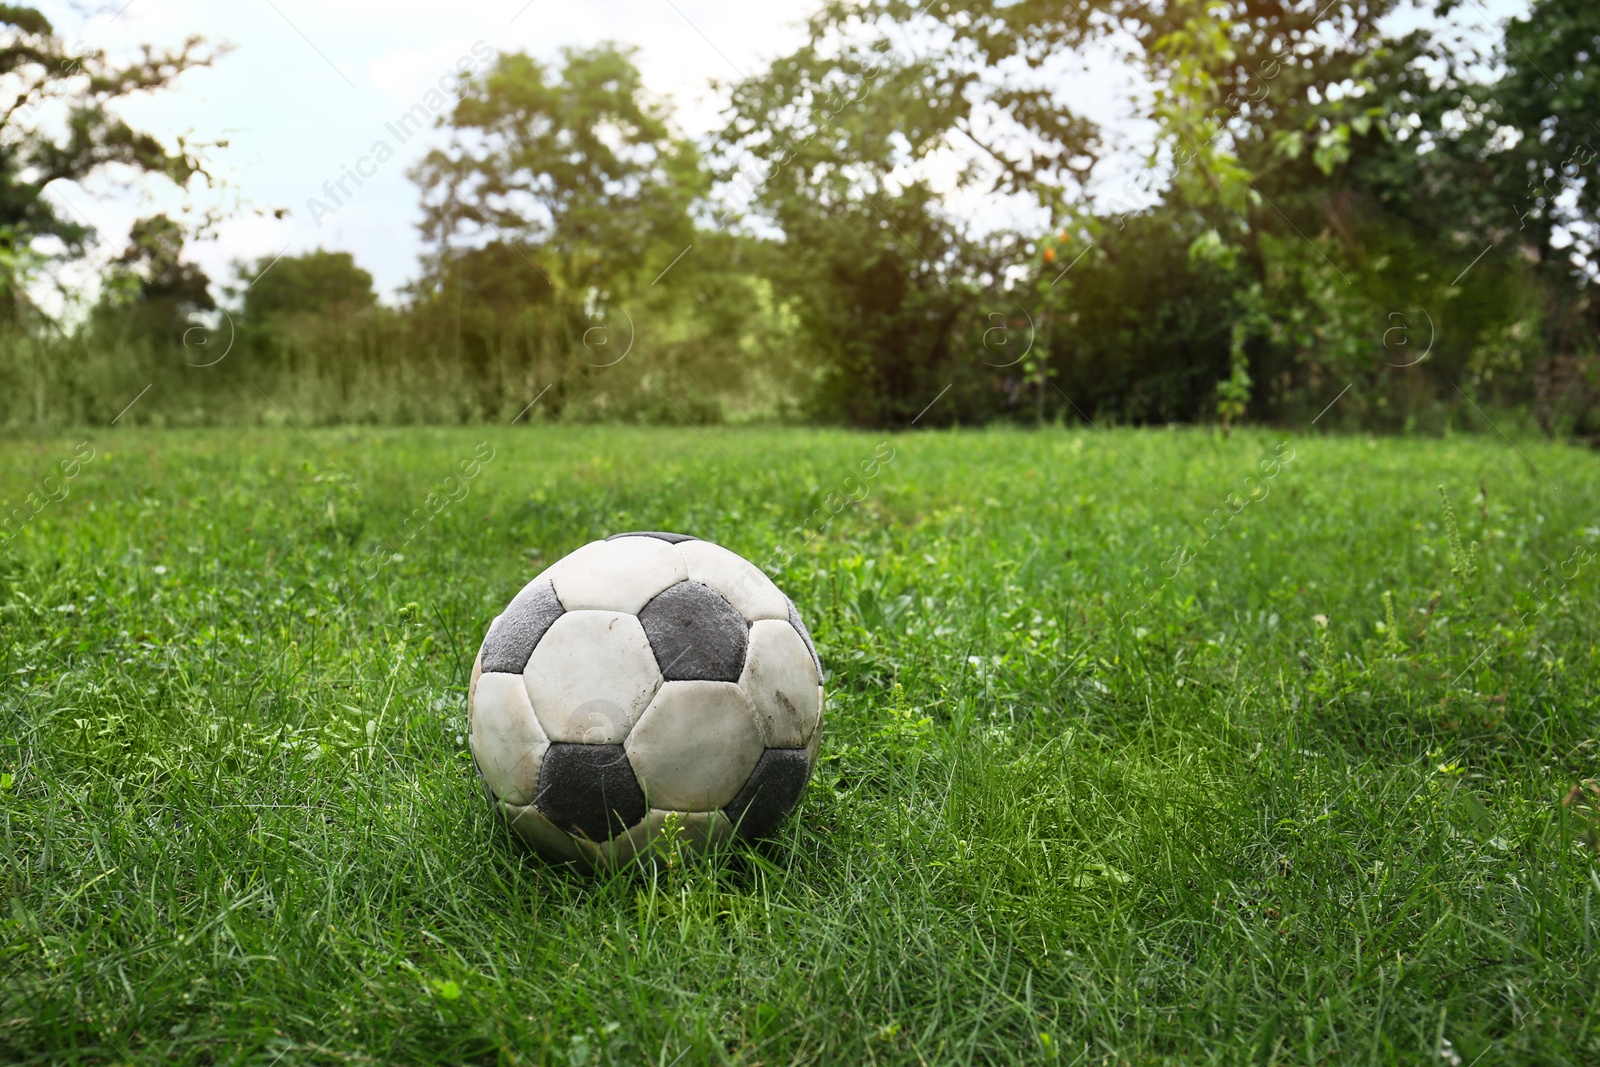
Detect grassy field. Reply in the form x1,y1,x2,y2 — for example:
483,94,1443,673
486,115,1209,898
2,424,1598,1065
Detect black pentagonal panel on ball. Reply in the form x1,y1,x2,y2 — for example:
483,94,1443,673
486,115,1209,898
535,743,647,842
605,531,698,544
638,580,749,681
480,578,564,673
724,748,811,840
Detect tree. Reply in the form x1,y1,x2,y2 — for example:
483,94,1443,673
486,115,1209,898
719,0,1099,425
407,43,789,423
720,0,1573,428
99,212,214,337
1115,0,1415,423
86,211,214,369
1170,0,1600,428
826,0,1547,427
412,43,704,304
0,6,220,320
1474,0,1600,282
239,250,376,322
1469,0,1600,432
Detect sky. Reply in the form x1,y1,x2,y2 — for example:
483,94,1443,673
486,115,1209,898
29,0,1526,310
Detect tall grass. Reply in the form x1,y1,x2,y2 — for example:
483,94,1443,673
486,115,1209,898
0,290,809,429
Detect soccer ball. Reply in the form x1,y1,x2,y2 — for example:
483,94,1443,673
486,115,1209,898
467,531,824,870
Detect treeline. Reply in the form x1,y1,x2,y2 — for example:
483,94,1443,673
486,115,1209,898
3,243,812,427
0,0,1596,432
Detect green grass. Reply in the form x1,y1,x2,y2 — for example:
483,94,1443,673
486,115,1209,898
2,424,1598,1065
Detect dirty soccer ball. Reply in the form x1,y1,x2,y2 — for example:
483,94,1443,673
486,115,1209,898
467,532,824,869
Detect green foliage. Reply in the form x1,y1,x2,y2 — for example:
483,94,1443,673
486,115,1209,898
5,0,1600,431
395,44,800,424
90,214,215,349
1040,213,1233,423
0,7,220,320
718,0,1098,425
113,215,214,309
1214,322,1254,429
1,426,1597,1062
238,250,376,322
1460,0,1600,281
0,43,811,429
413,42,703,301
